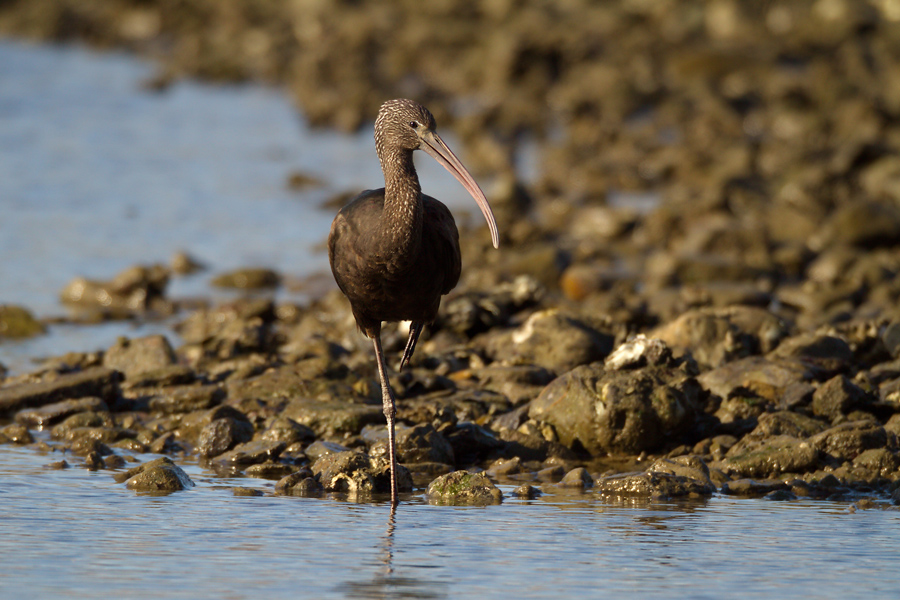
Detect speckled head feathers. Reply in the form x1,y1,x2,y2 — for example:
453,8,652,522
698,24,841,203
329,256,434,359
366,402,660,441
374,99,437,154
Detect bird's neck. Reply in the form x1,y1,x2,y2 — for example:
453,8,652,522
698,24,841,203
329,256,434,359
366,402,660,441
380,148,424,256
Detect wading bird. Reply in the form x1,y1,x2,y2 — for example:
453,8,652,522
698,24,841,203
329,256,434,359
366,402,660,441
328,99,500,505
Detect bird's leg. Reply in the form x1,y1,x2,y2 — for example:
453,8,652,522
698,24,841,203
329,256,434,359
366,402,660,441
372,333,399,506
398,322,424,371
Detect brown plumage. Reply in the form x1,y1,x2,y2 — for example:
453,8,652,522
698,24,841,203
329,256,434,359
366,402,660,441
328,99,499,505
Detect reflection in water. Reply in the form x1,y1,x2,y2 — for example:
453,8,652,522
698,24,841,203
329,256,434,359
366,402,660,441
334,505,446,600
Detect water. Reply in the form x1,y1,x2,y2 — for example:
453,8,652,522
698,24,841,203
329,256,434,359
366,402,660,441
1,39,900,599
1,445,899,599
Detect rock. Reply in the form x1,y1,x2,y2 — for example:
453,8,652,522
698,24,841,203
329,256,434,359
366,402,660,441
245,461,295,479
811,375,872,421
304,440,351,461
697,356,809,404
15,397,108,428
102,335,177,380
720,435,819,478
383,423,455,465
537,465,566,482
811,421,888,462
0,367,120,416
812,200,900,249
426,471,503,505
510,484,542,499
281,398,384,438
275,469,323,496
233,487,264,497
170,250,205,275
211,268,280,289
529,363,701,455
852,448,900,478
496,428,577,462
260,416,316,445
595,471,714,499
0,423,33,444
647,456,715,492
444,422,505,464
485,456,522,478
465,365,555,406
212,440,286,470
604,335,674,371
721,479,789,497
121,457,194,492
312,450,412,496
749,411,827,439
558,467,594,489
0,305,45,339
490,309,614,372
148,385,224,415
652,306,789,367
883,321,900,358
769,333,853,378
60,264,169,314
198,417,254,458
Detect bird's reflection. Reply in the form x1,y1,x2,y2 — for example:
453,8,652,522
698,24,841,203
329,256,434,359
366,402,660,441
334,504,446,600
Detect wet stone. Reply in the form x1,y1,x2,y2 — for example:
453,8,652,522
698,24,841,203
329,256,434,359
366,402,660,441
275,469,324,496
595,471,714,499
426,471,503,505
0,305,45,339
769,333,853,379
245,461,295,479
558,467,594,489
44,460,69,470
852,448,900,478
260,416,315,445
304,440,351,461
485,456,522,478
748,411,827,440
148,385,224,415
102,335,177,380
198,417,254,458
0,367,121,416
698,357,809,405
721,435,819,478
213,440,286,469
103,454,127,469
211,268,280,289
811,421,888,462
647,456,715,493
15,397,108,428
811,375,872,421
444,422,505,465
510,484,542,499
530,363,702,455
536,465,565,482
233,487,264,497
721,479,790,497
84,450,105,470
492,309,614,372
0,423,33,444
121,457,194,492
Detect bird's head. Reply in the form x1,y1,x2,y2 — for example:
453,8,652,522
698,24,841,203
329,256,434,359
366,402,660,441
374,98,500,249
375,98,437,152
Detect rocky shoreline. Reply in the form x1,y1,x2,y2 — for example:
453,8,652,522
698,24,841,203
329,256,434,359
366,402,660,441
1,0,900,506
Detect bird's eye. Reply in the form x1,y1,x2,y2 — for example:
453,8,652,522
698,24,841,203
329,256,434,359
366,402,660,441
409,121,419,129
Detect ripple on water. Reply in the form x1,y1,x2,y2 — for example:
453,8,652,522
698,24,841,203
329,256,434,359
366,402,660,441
1,445,899,599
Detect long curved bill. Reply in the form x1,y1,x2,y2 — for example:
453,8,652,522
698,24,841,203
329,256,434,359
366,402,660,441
420,130,500,249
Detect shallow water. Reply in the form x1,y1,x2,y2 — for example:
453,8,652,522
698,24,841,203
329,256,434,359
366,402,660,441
2,445,899,599
1,39,900,599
